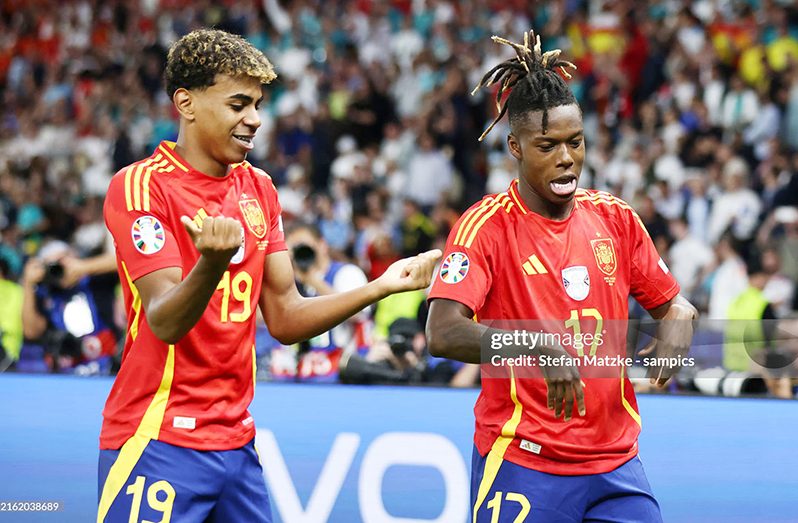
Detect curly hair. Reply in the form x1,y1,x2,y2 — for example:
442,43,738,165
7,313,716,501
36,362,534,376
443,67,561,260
164,29,277,98
472,30,577,140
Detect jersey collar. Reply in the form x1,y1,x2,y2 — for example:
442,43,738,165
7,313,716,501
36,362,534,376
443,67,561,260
154,141,250,179
155,141,190,173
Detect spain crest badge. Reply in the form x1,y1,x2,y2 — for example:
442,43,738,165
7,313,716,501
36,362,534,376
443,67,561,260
239,198,267,238
590,238,617,276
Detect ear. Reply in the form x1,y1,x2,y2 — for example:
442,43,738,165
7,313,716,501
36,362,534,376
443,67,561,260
173,88,195,122
507,133,522,161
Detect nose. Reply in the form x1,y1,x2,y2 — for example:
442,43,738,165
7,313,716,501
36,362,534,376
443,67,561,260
556,143,574,169
243,106,261,130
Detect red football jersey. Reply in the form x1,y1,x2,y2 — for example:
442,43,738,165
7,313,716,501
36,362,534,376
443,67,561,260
428,179,679,475
101,141,285,451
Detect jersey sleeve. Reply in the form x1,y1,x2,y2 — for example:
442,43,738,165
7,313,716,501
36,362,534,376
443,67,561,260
103,167,183,281
427,207,493,314
259,170,286,255
625,208,680,309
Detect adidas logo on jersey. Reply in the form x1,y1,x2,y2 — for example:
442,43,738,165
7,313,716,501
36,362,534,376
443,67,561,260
521,254,548,275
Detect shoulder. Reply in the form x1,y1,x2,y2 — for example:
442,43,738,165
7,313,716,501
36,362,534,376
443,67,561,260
449,191,517,249
575,189,639,222
106,155,183,219
242,161,279,195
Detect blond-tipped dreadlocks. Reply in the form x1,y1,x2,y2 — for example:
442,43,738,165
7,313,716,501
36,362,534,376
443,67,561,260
472,30,578,141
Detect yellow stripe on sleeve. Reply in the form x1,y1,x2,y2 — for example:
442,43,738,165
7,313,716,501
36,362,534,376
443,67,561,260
141,156,166,212
124,167,133,212
463,195,509,248
454,198,495,246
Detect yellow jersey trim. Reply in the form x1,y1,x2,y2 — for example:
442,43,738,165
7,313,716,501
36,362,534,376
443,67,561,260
472,367,524,521
158,141,190,173
620,366,642,426
120,262,141,341
97,344,175,522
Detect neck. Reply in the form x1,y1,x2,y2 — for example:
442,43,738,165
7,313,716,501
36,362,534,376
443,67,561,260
517,176,574,221
175,132,228,178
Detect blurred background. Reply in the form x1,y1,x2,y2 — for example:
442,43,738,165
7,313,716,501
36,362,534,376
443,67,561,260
1,0,798,398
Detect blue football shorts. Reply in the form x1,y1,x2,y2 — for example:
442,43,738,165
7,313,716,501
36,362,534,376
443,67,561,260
471,446,662,522
97,437,271,523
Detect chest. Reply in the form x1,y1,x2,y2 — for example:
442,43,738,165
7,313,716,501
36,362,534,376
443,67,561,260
163,175,273,270
486,216,631,319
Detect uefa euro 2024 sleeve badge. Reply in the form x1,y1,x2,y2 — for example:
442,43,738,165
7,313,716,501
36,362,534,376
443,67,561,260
131,216,166,255
440,252,470,284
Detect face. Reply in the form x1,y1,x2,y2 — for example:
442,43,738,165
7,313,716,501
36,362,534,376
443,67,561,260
507,104,585,205
178,74,263,168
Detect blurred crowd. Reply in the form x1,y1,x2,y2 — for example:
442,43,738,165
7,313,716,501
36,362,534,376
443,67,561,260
1,0,797,394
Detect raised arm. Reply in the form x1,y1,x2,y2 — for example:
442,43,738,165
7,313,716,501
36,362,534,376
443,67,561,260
134,216,243,344
259,249,440,345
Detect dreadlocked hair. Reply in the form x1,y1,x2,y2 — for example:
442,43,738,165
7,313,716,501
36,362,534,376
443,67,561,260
472,30,577,141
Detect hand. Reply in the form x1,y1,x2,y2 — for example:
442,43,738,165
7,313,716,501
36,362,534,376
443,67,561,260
638,304,696,388
538,345,586,421
375,249,442,295
22,258,45,287
180,215,243,266
59,256,87,288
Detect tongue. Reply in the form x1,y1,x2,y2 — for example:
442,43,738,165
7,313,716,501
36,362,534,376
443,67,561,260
551,178,576,196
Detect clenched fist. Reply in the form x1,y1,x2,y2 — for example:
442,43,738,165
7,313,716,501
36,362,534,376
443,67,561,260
180,215,243,265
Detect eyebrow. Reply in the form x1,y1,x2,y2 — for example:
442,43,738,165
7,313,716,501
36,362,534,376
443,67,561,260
228,94,264,105
534,131,584,142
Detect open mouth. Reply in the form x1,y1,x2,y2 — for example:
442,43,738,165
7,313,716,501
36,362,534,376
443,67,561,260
550,174,577,197
233,134,254,150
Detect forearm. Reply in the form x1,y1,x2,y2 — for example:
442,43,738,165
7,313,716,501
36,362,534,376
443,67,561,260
648,294,698,320
427,318,488,364
146,257,228,344
264,280,388,345
81,252,118,276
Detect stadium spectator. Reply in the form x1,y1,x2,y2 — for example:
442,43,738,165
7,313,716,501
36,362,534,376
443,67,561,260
271,221,373,382
20,240,119,374
0,0,796,392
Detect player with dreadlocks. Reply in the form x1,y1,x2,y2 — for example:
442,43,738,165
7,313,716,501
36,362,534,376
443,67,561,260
427,30,697,521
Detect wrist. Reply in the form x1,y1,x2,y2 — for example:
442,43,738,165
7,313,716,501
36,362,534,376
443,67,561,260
668,303,697,320
368,278,392,302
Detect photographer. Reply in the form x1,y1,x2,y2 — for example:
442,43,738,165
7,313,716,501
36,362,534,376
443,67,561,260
341,317,479,387
20,240,119,374
269,222,372,382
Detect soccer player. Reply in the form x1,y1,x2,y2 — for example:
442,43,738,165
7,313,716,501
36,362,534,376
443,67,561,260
426,31,697,522
97,29,440,523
